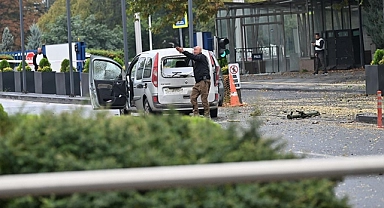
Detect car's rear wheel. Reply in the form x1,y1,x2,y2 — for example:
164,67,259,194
119,98,131,116
119,108,130,116
210,108,218,118
144,98,153,115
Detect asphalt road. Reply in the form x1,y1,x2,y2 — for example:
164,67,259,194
1,92,383,207
215,90,384,208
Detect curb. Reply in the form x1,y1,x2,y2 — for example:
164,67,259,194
0,93,90,105
240,86,366,94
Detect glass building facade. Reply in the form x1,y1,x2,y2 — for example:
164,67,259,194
216,0,370,74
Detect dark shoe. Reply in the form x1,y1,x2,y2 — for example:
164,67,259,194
313,72,318,75
322,72,328,76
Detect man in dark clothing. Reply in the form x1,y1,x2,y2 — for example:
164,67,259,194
176,46,211,118
312,33,327,75
33,47,47,71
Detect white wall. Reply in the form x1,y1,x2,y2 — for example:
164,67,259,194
45,43,77,72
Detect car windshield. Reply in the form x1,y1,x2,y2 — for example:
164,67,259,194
162,57,193,78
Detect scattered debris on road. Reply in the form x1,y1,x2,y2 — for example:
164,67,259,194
287,110,320,119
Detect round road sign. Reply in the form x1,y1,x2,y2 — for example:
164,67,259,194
26,52,35,65
230,65,239,74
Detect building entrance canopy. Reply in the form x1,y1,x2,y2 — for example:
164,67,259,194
217,0,365,74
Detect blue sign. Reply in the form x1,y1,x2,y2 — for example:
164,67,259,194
173,13,188,29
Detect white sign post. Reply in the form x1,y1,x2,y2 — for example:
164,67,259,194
228,63,241,89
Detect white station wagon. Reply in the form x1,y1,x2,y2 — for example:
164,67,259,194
89,48,220,117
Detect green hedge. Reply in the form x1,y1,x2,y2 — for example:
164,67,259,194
0,59,10,71
60,59,77,72
16,61,32,71
86,49,124,60
0,106,349,208
372,49,384,65
83,58,90,73
0,54,14,60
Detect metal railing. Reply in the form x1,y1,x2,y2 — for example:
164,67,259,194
1,155,384,198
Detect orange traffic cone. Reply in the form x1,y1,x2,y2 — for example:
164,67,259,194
229,73,243,107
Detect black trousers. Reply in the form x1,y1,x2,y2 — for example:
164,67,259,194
315,51,326,73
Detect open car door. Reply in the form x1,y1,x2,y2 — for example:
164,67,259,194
89,55,128,109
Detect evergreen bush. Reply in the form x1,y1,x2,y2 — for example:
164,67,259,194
221,65,228,75
60,59,70,72
371,49,384,65
38,66,53,72
0,110,350,208
113,57,124,67
16,61,32,71
0,59,10,71
38,57,51,69
1,67,13,72
83,58,90,73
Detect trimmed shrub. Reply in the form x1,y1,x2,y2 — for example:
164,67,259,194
0,59,10,71
2,67,13,72
221,65,228,75
371,49,384,65
59,59,77,72
0,111,350,208
60,59,70,72
16,61,32,71
37,66,53,72
38,58,51,71
38,57,50,69
83,58,90,73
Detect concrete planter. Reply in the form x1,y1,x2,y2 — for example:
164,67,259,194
55,72,81,96
365,65,384,95
14,71,35,93
81,72,89,97
0,71,15,92
34,72,56,94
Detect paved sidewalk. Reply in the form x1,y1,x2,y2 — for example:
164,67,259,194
0,92,89,105
240,68,366,93
0,69,367,104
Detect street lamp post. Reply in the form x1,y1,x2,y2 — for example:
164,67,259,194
121,0,129,70
188,0,194,47
66,0,75,97
19,0,26,93
269,28,274,73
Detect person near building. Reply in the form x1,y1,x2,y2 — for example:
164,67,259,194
175,46,211,118
312,33,327,75
33,47,47,71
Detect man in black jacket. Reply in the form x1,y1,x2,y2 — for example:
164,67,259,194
176,46,211,118
33,47,47,71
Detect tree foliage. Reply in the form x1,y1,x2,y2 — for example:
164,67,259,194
363,0,384,48
37,0,215,53
26,23,42,50
128,0,223,34
42,15,124,51
1,27,14,52
0,108,350,208
38,0,120,32
0,0,44,50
